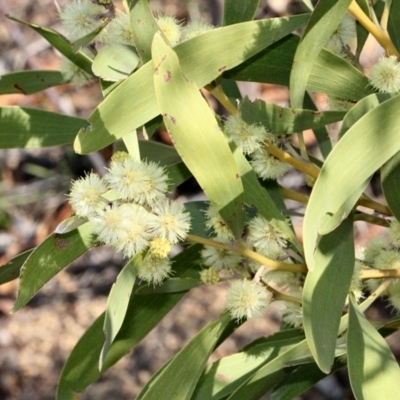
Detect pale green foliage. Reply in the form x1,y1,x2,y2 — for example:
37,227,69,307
5,1,400,399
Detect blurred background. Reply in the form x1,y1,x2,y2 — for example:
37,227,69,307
0,0,398,398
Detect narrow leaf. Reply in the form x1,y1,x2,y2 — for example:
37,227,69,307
71,22,108,52
0,249,33,285
388,1,400,53
57,245,203,398
222,0,259,25
74,15,310,154
152,33,245,238
92,44,139,81
232,146,301,252
54,216,87,234
6,15,93,76
0,106,89,148
12,223,94,312
226,34,372,101
100,255,140,369
138,140,181,165
135,277,202,294
129,0,161,64
340,93,394,137
302,217,354,373
227,339,311,400
348,297,400,400
192,330,305,400
240,97,345,135
382,151,400,221
270,359,345,400
290,0,352,108
303,94,400,271
0,70,64,95
137,312,233,400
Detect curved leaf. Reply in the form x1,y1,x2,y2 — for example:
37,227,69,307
135,277,202,294
0,70,64,95
303,94,400,271
270,359,346,400
152,33,245,238
382,151,400,221
129,0,161,64
74,14,310,154
0,249,33,285
57,245,203,398
222,0,259,25
348,297,400,400
340,93,394,137
92,45,139,81
6,15,93,76
0,106,89,148
227,339,311,400
137,312,233,400
225,34,372,101
302,217,354,373
388,1,400,54
12,223,95,312
290,0,352,108
100,255,140,369
240,98,345,135
192,330,305,400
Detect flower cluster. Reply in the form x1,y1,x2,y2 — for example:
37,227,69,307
200,202,298,322
360,220,400,309
57,0,215,84
224,114,288,181
68,153,191,284
325,13,356,57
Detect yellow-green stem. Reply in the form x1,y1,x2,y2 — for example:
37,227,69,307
297,132,309,162
380,0,392,32
361,268,400,279
186,234,307,273
266,145,392,216
357,196,392,216
280,186,309,204
264,143,320,179
264,284,302,304
354,212,390,227
206,84,239,116
348,1,400,57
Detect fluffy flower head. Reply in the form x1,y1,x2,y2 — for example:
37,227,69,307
224,114,273,155
156,15,182,46
204,204,234,240
105,156,168,205
250,148,288,180
201,245,242,271
181,21,214,41
105,10,135,45
226,279,271,321
69,172,107,217
369,55,400,93
149,199,191,244
61,57,93,86
58,0,105,41
248,216,287,259
325,13,356,56
113,204,153,258
138,254,172,285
